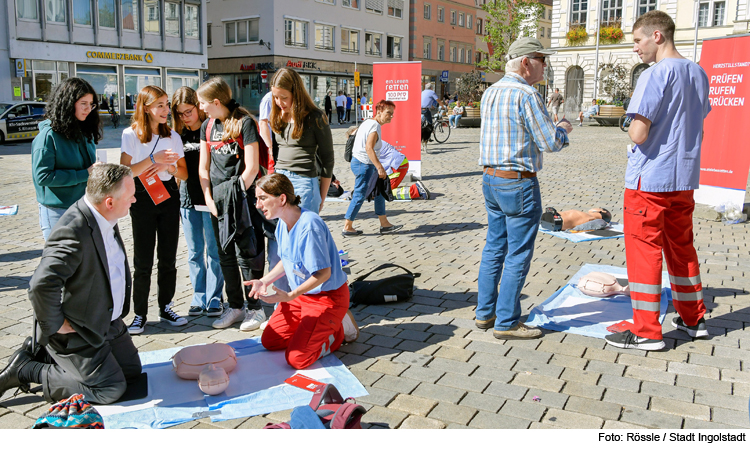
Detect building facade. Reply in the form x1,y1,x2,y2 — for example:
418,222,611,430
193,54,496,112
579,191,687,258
550,0,750,111
206,0,408,113
410,0,481,95
1,0,208,116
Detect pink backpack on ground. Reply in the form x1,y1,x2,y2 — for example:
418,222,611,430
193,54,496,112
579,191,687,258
264,384,366,429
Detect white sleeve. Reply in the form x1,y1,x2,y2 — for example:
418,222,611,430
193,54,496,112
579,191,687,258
121,129,133,158
259,94,272,121
171,130,185,158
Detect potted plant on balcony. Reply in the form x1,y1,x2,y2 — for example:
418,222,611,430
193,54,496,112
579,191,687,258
599,22,625,45
566,25,589,46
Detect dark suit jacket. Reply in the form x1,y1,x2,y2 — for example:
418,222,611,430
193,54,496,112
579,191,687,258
29,198,131,348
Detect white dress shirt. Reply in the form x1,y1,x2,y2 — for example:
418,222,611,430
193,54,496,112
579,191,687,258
84,196,127,321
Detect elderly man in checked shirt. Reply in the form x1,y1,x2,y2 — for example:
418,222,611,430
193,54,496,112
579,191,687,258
476,37,573,340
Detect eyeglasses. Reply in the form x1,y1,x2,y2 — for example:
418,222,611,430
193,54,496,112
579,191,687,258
527,55,549,65
78,102,98,110
177,107,195,118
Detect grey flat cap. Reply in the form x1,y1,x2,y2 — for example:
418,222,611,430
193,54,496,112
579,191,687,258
506,37,557,60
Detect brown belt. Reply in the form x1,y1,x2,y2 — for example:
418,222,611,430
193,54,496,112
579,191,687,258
483,167,537,179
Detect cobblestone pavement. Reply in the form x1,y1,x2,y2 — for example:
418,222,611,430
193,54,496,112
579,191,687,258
1,123,748,429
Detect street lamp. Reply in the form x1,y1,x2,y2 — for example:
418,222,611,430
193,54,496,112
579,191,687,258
693,0,701,62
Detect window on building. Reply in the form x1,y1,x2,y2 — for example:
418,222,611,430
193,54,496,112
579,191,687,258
285,19,308,47
636,0,657,18
315,24,335,51
459,47,465,63
145,0,160,33
600,0,622,26
343,0,360,8
700,1,725,26
366,0,383,14
450,10,456,25
164,2,180,36
365,32,382,56
207,23,212,46
423,38,431,59
540,27,544,37
458,12,464,26
467,47,472,64
341,29,359,53
73,0,91,25
570,0,588,27
122,1,139,31
386,36,402,58
424,3,431,19
185,4,199,38
565,66,585,111
437,6,444,22
449,46,456,62
226,19,260,44
388,0,404,18
16,0,38,20
467,14,472,29
476,51,482,64
548,27,552,37
548,8,553,20
46,0,66,23
476,18,482,35
438,42,444,60
713,1,725,26
99,0,116,28
317,0,335,4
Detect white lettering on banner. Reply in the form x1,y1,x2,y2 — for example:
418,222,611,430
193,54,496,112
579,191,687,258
709,86,736,95
713,61,750,68
386,91,408,101
710,73,744,84
709,97,745,106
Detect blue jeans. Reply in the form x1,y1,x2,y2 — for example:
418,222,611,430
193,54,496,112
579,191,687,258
181,207,224,310
276,169,321,214
448,114,462,128
476,174,542,331
38,203,68,241
345,157,385,221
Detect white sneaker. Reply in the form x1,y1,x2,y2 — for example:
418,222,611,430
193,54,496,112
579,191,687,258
212,307,246,329
342,309,359,343
240,308,267,331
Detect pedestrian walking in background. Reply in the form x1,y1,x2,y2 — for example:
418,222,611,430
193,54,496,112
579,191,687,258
120,85,188,334
547,88,564,123
32,78,103,240
335,90,346,124
604,11,712,351
324,91,333,124
346,93,353,123
171,87,225,319
476,37,572,340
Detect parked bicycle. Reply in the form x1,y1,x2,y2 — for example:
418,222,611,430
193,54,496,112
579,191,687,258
109,106,120,129
432,116,451,143
619,114,631,132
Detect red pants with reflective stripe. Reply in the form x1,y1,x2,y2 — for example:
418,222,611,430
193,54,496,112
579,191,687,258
261,282,349,369
390,162,420,199
624,188,705,340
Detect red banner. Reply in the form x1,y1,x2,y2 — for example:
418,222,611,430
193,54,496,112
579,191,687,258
696,35,750,207
373,62,423,178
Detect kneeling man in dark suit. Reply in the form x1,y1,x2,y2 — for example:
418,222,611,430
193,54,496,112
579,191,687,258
0,164,142,404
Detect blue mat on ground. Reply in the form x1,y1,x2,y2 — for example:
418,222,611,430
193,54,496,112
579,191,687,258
526,264,671,339
538,223,625,242
96,337,368,429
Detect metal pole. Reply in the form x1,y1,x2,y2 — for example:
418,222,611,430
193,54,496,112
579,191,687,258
693,2,700,62
593,18,601,100
355,61,359,127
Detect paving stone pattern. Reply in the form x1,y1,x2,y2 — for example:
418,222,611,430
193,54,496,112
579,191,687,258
1,125,749,429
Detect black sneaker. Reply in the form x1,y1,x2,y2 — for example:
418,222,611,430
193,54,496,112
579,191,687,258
206,301,223,318
671,316,709,338
379,224,403,234
188,306,204,316
128,315,147,335
159,302,188,326
605,330,665,351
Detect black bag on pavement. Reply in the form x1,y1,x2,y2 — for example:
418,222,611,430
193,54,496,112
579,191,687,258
344,129,357,162
349,264,420,305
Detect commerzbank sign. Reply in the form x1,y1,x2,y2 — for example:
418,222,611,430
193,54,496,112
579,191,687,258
86,51,154,63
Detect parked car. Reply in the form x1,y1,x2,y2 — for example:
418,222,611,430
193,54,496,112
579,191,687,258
0,101,46,144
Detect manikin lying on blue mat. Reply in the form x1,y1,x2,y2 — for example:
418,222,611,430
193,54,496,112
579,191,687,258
541,207,612,232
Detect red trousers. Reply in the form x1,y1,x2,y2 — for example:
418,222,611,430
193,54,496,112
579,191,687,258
624,188,705,340
390,162,420,200
261,283,350,369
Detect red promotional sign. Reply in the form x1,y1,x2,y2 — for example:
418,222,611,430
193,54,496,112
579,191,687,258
695,35,750,207
373,62,422,178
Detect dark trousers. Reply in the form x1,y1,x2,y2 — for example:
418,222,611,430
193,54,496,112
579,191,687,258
346,108,351,122
43,318,142,404
325,108,332,124
337,106,345,123
130,177,180,316
211,189,264,311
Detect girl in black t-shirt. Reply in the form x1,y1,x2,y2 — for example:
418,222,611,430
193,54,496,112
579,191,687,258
196,77,267,331
171,86,225,319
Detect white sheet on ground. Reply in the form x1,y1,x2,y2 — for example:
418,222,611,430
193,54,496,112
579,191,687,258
538,223,625,243
526,264,671,339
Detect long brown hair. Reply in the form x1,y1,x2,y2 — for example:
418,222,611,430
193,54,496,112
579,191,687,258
270,68,325,140
171,86,207,134
196,77,252,142
130,85,172,143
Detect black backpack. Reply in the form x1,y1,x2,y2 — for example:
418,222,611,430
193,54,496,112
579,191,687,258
349,264,420,305
344,129,357,162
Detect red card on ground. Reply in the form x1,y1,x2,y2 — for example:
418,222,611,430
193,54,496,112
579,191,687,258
285,374,325,392
138,175,170,205
606,320,634,333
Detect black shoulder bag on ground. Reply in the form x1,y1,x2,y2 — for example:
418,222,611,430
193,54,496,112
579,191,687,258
344,129,357,162
349,264,420,305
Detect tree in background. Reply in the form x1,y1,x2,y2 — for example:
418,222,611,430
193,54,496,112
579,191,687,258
455,70,486,104
597,63,631,102
479,0,545,73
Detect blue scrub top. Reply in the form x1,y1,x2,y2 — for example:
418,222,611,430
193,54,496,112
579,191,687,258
274,208,347,294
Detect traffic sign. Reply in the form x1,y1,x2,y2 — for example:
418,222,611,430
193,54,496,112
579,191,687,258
15,59,26,78
440,70,449,82
260,70,268,81
354,71,360,87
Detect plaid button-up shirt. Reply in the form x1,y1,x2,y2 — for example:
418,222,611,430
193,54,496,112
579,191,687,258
479,73,568,172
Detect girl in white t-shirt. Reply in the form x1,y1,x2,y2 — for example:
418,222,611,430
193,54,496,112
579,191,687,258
120,85,188,335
